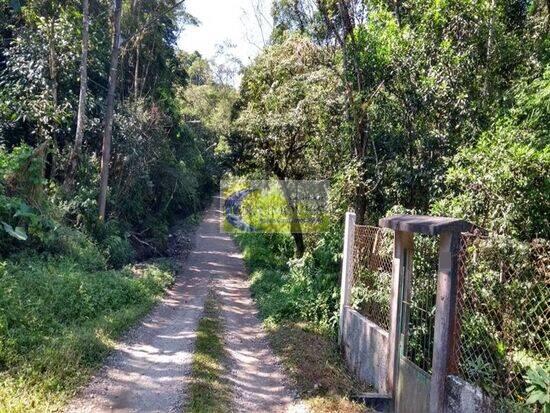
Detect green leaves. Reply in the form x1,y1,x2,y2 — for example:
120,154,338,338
0,195,36,242
1,222,27,241
433,67,550,240
13,202,34,218
525,365,550,411
234,36,345,179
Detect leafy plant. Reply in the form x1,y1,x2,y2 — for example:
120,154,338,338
1,222,27,240
525,365,550,412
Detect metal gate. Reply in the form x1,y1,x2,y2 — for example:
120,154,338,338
395,236,438,413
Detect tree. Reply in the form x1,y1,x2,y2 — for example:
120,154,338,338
232,36,345,256
98,0,123,221
64,0,89,193
119,0,192,100
187,56,212,86
433,69,550,240
271,0,320,41
309,0,540,220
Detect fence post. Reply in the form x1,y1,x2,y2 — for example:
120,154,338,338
338,211,356,345
386,230,414,396
429,231,461,413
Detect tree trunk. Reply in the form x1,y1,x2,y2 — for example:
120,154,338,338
134,41,140,99
355,186,367,225
483,0,496,101
278,179,306,258
48,18,58,109
44,17,58,181
65,0,90,193
98,0,123,221
318,0,369,223
132,0,140,100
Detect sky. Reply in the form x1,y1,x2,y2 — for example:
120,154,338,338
177,0,273,85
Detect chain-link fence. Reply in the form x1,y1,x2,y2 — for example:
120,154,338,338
350,225,394,330
402,234,440,374
454,233,549,412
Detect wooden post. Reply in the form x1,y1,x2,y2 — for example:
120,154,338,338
386,230,413,395
429,231,461,413
338,211,356,345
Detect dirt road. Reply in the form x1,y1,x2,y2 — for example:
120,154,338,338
65,199,297,413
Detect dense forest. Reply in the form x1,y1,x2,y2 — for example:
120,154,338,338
226,1,549,410
0,0,548,411
227,0,549,329
0,0,235,260
0,0,235,410
231,0,549,243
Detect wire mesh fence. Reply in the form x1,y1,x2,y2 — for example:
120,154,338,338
350,225,394,330
454,232,549,412
401,234,440,373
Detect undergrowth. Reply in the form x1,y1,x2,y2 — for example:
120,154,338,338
234,231,342,332
0,254,175,413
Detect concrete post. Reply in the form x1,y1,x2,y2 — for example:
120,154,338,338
429,231,461,413
386,230,414,394
338,211,356,345
379,215,475,412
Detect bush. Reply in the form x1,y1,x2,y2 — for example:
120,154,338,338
235,225,343,333
525,364,550,412
433,69,550,240
103,234,134,269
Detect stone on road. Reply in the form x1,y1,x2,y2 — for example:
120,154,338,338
65,199,298,413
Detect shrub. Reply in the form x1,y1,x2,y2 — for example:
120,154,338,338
235,225,343,333
525,364,550,412
103,234,134,269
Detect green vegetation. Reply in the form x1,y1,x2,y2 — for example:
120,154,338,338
232,0,549,236
235,230,341,330
227,1,549,410
1,0,549,410
453,235,549,410
186,293,232,413
525,364,550,411
433,69,550,240
0,255,174,412
234,230,367,411
0,0,232,410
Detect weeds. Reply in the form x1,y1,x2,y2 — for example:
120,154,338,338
186,293,232,413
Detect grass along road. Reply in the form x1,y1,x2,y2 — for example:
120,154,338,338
186,292,232,413
65,199,300,412
10,198,368,413
0,257,175,413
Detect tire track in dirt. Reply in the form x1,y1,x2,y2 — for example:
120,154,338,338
66,198,300,412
